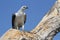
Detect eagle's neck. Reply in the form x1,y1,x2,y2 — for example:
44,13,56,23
18,8,25,13
15,10,25,16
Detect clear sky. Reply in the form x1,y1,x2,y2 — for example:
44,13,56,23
0,0,60,40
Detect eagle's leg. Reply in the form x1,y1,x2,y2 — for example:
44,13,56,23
22,25,24,31
17,26,19,30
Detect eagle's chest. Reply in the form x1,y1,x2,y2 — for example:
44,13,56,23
15,15,24,24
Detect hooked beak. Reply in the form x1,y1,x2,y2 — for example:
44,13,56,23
26,7,28,9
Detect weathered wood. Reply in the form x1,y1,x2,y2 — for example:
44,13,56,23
0,29,36,40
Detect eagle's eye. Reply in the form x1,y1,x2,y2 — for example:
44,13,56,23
23,7,26,8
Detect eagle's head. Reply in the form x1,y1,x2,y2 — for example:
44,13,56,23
21,6,28,10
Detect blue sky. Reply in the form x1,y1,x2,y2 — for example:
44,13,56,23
0,0,60,40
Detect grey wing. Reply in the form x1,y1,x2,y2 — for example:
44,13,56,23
24,14,26,24
12,14,16,29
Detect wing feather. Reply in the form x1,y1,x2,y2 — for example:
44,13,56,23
12,14,16,28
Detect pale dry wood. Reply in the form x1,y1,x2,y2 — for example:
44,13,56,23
58,0,60,2
0,29,35,40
